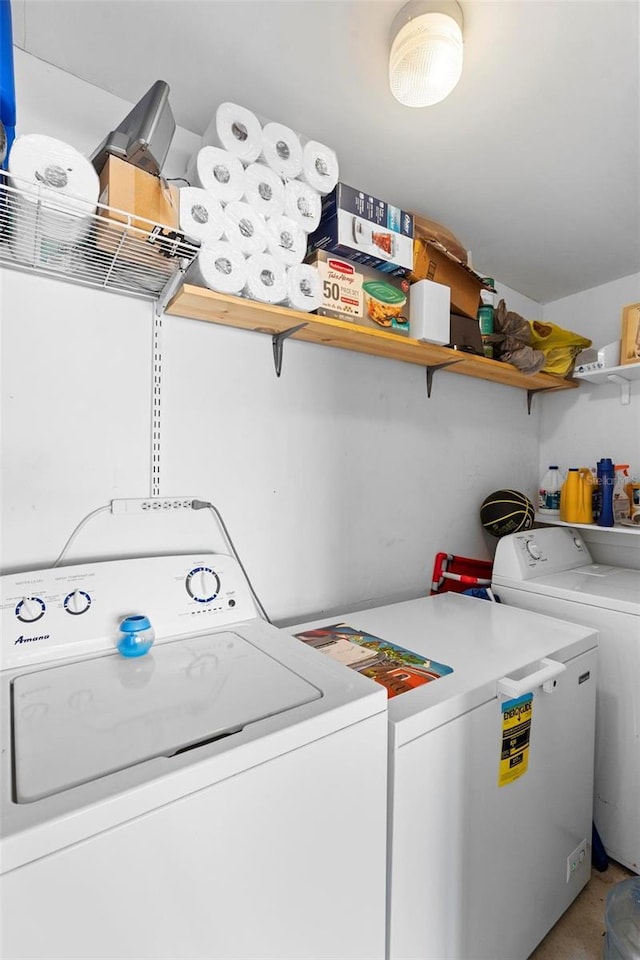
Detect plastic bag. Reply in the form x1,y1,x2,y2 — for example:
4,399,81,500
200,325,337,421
528,321,592,377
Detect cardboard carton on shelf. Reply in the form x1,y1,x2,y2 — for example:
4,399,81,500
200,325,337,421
307,250,411,336
410,238,485,320
307,183,414,278
96,155,180,255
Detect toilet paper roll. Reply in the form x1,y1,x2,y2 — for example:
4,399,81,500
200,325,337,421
283,179,322,234
8,134,99,267
265,215,307,266
299,140,339,195
285,263,322,312
186,146,246,204
223,200,268,256
202,102,263,165
188,240,248,295
179,187,225,245
261,122,303,180
244,252,288,305
243,162,285,220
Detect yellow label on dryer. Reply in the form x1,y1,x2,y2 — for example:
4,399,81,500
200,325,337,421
498,693,533,787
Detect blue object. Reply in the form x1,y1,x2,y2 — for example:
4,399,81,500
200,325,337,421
462,588,500,602
117,615,155,658
0,0,16,168
592,821,609,872
597,458,615,527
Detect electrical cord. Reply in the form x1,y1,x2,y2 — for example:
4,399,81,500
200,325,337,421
191,499,271,623
51,499,272,623
52,504,111,567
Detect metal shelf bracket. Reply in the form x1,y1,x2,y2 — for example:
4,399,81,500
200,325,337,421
526,387,553,415
426,361,461,398
272,323,308,377
607,374,631,405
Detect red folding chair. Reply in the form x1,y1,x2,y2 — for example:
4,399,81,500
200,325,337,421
430,552,493,596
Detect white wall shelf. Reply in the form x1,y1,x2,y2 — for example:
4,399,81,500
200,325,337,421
535,515,640,536
573,362,640,405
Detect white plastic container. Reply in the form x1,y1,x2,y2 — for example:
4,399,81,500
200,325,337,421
538,465,562,515
604,877,640,960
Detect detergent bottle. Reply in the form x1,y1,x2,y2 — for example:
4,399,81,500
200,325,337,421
597,459,615,527
560,468,594,524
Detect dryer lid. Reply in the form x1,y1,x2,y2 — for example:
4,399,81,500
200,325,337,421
495,565,640,615
12,630,321,802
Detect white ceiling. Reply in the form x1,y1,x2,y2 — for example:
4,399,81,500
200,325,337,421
12,0,640,303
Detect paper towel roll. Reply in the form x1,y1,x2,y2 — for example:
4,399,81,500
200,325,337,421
244,253,288,305
189,240,248,295
286,264,322,312
223,200,268,256
202,102,263,164
8,134,99,267
283,179,322,234
186,146,246,204
243,162,285,220
261,122,303,180
299,140,339,195
265,215,307,266
179,187,225,245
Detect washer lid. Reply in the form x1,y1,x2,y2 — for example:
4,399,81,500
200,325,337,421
495,565,640,616
12,630,321,802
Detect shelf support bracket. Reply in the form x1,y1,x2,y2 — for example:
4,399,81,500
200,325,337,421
526,388,551,415
425,361,460,398
155,258,193,317
272,323,308,377
607,374,631,405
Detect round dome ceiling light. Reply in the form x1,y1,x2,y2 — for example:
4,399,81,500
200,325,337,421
389,0,464,108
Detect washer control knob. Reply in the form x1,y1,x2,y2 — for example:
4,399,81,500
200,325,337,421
16,596,46,623
64,590,92,615
186,566,221,603
526,541,542,560
573,537,584,550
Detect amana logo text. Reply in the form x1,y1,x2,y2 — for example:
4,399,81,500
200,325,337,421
15,634,50,645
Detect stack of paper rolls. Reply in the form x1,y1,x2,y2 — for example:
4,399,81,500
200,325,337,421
185,102,338,307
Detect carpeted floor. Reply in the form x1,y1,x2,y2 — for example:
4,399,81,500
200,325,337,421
528,861,635,959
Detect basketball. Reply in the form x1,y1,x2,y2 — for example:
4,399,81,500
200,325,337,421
480,489,535,538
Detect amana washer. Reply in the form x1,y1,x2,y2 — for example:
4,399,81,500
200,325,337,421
493,525,640,873
0,554,388,960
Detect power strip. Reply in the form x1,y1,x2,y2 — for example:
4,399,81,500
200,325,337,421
111,497,197,515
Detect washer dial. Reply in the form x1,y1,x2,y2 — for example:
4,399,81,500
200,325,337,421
16,596,46,623
186,566,221,603
64,590,92,615
525,541,542,560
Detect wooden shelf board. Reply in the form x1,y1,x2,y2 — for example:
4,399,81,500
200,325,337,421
167,285,579,395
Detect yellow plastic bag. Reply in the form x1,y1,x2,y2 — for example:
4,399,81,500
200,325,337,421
528,321,592,377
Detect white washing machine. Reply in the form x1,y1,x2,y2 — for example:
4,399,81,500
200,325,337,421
0,554,388,960
290,593,599,960
493,525,640,874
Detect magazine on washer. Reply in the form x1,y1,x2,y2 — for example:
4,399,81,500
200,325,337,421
294,623,453,699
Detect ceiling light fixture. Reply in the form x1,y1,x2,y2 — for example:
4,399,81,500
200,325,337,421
389,0,464,108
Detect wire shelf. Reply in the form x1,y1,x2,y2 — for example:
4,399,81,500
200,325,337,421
0,168,199,303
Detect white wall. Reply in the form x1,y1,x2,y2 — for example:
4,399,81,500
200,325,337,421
539,273,640,566
1,50,544,623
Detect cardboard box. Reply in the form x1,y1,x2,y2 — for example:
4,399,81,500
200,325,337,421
410,239,484,319
307,183,414,277
307,251,411,335
98,155,179,235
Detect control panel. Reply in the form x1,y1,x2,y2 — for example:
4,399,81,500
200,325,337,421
492,527,593,582
1,554,257,670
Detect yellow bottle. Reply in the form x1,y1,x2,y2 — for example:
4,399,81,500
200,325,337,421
560,467,594,524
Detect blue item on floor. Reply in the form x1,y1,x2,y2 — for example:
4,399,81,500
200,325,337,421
593,821,609,872
462,587,501,602
604,877,640,960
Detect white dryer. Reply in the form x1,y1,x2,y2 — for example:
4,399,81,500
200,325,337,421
0,554,388,960
493,525,640,874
